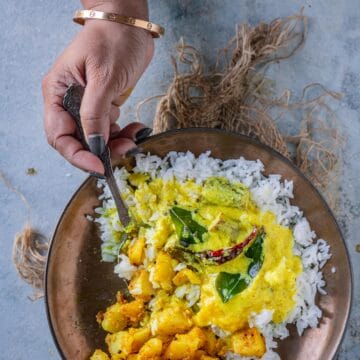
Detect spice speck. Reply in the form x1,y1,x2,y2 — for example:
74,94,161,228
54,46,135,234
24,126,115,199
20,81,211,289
26,167,37,176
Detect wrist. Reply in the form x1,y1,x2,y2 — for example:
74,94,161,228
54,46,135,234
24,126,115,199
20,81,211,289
81,0,149,19
80,9,154,49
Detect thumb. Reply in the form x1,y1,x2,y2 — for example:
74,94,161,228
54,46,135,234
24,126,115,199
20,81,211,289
80,79,113,143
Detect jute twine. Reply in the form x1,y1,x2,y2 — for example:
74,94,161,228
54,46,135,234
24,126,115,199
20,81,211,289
8,11,341,295
148,12,342,200
0,172,48,299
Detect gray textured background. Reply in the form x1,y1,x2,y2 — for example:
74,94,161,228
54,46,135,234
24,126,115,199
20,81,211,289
0,0,359,359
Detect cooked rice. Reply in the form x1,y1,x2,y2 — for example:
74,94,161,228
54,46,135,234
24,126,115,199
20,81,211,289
95,151,331,359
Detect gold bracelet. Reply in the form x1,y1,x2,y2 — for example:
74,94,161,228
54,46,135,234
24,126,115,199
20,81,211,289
73,9,164,38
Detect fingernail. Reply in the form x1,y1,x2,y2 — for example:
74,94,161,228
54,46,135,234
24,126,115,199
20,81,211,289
88,134,106,156
89,171,105,179
125,146,143,157
135,128,152,142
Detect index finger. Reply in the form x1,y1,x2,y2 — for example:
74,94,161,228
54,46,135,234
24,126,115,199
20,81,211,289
42,76,105,173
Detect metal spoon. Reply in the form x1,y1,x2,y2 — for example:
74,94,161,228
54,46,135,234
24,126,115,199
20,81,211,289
63,84,133,301
63,84,131,228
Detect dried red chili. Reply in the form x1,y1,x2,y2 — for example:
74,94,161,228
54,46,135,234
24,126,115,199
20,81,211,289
195,226,259,264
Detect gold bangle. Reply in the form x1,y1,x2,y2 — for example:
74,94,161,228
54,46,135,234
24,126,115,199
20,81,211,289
73,9,164,38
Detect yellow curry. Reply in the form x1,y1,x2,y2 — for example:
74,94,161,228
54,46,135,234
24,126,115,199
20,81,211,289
91,176,302,360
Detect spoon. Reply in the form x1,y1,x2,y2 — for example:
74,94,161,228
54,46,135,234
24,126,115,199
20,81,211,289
63,84,131,227
63,84,133,301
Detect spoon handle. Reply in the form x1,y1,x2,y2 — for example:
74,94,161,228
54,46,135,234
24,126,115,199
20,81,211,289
63,84,131,228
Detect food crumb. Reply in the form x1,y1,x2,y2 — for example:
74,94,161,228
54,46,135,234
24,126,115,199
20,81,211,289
85,214,94,221
356,244,360,253
331,266,336,273
26,167,37,176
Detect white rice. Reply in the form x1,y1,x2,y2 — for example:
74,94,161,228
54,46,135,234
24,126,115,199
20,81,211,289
113,254,137,281
174,284,201,307
174,262,187,272
95,151,332,360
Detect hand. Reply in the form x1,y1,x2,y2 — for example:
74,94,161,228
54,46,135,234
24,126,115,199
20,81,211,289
42,2,154,174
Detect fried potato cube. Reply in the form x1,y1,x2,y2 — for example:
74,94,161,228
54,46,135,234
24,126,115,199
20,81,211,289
199,355,219,360
128,327,152,353
164,327,206,359
116,291,127,304
194,350,219,360
137,337,163,359
129,269,154,301
96,310,104,324
202,328,224,356
112,354,138,360
153,217,173,249
154,333,173,350
152,306,193,336
164,339,189,360
188,327,207,347
100,303,127,334
106,327,151,358
106,331,131,357
230,328,266,357
153,252,175,291
90,349,110,360
194,350,206,359
173,268,201,286
126,355,138,360
128,237,146,266
120,299,145,324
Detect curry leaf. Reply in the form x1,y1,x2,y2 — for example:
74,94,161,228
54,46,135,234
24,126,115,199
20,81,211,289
245,231,264,277
245,231,264,260
215,272,249,303
248,261,262,277
170,207,207,247
215,231,265,303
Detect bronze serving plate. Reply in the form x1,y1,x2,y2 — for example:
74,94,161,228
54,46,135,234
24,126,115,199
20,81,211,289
45,129,352,360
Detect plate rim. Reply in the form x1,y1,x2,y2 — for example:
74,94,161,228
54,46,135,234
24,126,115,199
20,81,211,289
45,127,353,360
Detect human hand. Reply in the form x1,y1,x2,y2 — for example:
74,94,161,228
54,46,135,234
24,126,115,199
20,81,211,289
42,1,154,174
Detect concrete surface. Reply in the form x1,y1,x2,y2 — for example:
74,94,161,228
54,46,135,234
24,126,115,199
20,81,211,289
0,0,359,359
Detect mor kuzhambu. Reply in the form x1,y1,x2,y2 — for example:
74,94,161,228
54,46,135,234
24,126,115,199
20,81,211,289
90,152,331,360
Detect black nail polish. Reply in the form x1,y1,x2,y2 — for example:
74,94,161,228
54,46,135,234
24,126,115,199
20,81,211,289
135,127,152,142
89,171,105,179
88,134,106,156
125,146,142,157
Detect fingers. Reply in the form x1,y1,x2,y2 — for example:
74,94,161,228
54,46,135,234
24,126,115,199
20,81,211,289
110,105,120,124
42,72,105,173
108,123,151,164
110,123,122,139
114,122,151,142
55,135,105,173
109,137,138,163
80,78,113,141
43,103,105,173
43,102,75,149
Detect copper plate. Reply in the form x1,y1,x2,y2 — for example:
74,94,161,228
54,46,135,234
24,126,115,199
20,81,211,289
45,129,352,360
